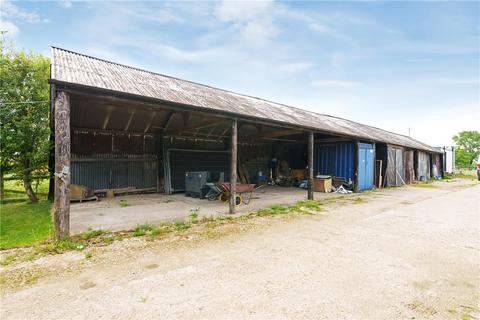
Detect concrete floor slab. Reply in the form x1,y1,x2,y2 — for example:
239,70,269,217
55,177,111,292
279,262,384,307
70,186,335,234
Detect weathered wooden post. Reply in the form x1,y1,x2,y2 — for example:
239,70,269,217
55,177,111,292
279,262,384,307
229,119,237,214
54,90,71,239
308,131,314,200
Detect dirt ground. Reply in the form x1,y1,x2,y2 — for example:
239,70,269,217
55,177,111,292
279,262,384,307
1,179,479,319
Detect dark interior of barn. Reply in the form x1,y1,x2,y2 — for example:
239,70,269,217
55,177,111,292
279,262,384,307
68,92,344,198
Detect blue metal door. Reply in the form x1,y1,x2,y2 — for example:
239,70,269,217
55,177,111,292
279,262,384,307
358,143,374,191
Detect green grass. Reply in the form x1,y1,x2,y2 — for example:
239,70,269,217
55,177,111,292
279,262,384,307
1,179,49,201
0,200,52,249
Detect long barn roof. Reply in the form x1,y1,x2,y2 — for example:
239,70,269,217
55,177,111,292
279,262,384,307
50,47,438,152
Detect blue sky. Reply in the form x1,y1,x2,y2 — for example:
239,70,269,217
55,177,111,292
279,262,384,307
1,0,479,146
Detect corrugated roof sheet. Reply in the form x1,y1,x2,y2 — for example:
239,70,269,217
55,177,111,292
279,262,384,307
50,47,438,152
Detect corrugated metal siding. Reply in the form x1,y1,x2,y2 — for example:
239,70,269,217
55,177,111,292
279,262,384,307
314,142,354,183
71,158,157,190
51,47,439,153
166,149,230,193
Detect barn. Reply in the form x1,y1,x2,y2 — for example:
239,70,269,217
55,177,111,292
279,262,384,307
49,47,442,237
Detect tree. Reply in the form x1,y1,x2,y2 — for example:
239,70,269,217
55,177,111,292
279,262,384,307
0,39,50,203
452,131,480,169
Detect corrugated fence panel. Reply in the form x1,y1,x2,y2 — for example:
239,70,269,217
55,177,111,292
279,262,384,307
71,158,158,190
314,142,354,182
71,161,111,190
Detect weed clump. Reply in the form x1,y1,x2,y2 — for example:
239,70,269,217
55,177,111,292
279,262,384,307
189,208,199,224
81,228,106,240
174,220,191,231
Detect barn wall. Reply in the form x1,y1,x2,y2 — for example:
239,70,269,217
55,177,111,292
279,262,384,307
71,129,158,190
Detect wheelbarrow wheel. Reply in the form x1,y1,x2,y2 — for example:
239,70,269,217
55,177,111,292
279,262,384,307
220,194,242,205
207,194,218,201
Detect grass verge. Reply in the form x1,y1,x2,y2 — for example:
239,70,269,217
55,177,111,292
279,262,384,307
0,200,52,249
0,199,324,266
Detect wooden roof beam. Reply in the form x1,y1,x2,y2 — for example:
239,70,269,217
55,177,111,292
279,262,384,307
164,118,227,136
261,129,304,138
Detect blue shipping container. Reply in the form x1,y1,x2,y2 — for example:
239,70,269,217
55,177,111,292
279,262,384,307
314,142,374,191
314,142,355,183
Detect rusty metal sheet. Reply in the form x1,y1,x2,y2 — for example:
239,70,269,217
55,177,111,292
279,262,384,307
51,47,439,153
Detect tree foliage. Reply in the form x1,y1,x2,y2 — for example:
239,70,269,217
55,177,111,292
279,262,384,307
0,39,50,202
452,131,480,168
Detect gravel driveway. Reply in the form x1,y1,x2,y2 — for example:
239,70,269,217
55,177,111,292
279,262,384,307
1,180,479,319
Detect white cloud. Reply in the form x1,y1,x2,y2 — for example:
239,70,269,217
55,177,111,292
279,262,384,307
309,22,329,33
214,0,273,23
311,79,359,87
0,20,18,36
152,43,227,62
0,0,45,23
278,62,313,75
59,0,72,9
213,0,277,44
120,5,184,24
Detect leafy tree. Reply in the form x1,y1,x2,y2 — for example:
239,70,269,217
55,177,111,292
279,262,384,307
0,39,50,202
452,131,480,169
454,148,475,169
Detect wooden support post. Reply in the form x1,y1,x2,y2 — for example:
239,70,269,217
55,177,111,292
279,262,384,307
229,119,238,214
308,131,314,200
54,91,71,239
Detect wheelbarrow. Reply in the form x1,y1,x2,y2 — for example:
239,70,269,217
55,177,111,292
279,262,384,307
216,183,262,205
205,182,222,201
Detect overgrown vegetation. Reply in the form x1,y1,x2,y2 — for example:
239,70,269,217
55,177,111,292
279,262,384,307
451,170,477,180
